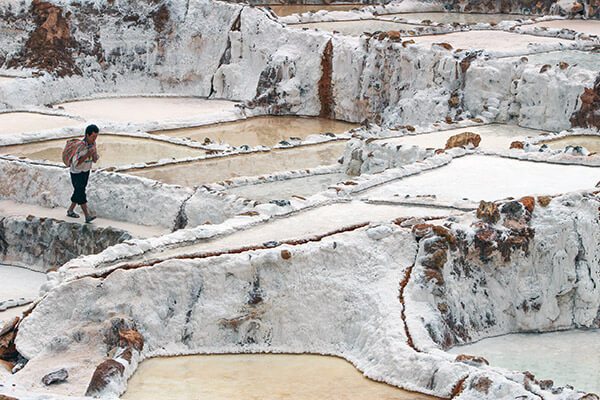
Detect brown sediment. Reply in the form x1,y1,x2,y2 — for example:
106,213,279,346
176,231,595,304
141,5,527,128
319,39,334,119
570,75,600,129
7,0,80,76
399,265,419,352
449,375,469,399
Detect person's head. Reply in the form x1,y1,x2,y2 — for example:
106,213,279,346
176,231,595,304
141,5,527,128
85,124,99,144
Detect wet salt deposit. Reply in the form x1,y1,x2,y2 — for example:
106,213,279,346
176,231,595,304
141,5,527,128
153,116,357,147
361,155,599,204
0,135,206,168
541,135,600,152
410,31,573,52
225,173,348,202
448,330,600,393
127,141,348,186
379,124,544,151
502,50,600,71
291,20,420,36
269,4,365,16
56,97,240,126
122,354,437,400
530,19,600,36
0,112,80,135
379,12,528,24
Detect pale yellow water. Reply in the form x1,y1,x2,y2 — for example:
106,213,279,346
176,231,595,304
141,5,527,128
126,141,348,186
292,20,419,36
0,112,80,135
379,12,528,24
152,116,357,147
530,19,600,36
122,354,438,400
0,135,206,168
410,31,573,51
269,4,366,16
379,124,544,151
56,97,240,125
541,135,600,153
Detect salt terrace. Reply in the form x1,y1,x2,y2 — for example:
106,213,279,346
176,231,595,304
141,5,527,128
0,0,599,399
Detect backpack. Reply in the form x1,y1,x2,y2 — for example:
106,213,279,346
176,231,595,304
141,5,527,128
62,139,83,167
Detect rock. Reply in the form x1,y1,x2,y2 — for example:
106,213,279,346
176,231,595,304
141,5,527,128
269,199,291,207
401,39,415,47
42,368,68,385
386,30,401,42
509,141,524,149
280,249,291,260
538,379,554,390
412,223,434,239
448,95,460,108
470,376,493,394
539,64,551,73
500,201,524,220
0,395,19,400
476,201,499,224
445,132,481,149
119,329,144,352
238,211,259,217
519,196,535,213
434,42,453,50
559,61,569,70
537,196,552,207
85,359,125,397
455,354,489,366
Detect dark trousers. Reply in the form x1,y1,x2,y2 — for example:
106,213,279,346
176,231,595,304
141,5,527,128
70,171,90,205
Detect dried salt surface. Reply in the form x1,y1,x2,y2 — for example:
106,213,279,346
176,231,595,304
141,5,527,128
379,124,544,151
0,135,206,168
502,50,600,70
152,116,357,147
127,141,348,187
541,135,600,152
0,199,169,239
0,76,15,84
378,12,529,24
0,265,45,304
530,19,600,36
361,155,600,204
410,31,573,52
448,330,600,393
0,112,80,135
56,97,240,125
269,4,365,17
122,354,437,400
151,201,454,261
290,20,420,36
225,173,349,202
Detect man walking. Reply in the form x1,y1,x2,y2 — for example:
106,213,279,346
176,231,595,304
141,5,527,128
66,124,100,223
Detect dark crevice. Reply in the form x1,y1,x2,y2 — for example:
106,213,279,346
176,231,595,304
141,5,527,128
399,264,419,352
318,39,334,118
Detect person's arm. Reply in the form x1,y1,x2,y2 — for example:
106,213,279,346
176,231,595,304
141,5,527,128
91,145,99,163
75,145,95,167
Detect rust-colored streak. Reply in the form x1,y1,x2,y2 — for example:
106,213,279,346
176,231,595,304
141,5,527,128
449,375,469,399
399,265,419,352
570,75,600,129
318,39,334,118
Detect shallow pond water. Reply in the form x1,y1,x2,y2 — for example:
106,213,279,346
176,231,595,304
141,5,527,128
56,97,240,125
0,135,206,168
269,4,366,16
0,112,80,135
379,12,528,24
379,124,544,151
541,135,600,153
127,141,348,186
410,31,573,52
153,116,357,147
225,173,349,202
361,155,599,204
530,19,600,36
122,354,437,400
291,20,421,36
448,329,600,393
502,50,600,71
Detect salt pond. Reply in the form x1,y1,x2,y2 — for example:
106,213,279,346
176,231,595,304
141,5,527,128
379,12,528,24
122,354,437,400
56,97,240,126
541,135,600,153
153,116,357,147
291,20,420,36
0,135,206,168
448,329,600,393
127,141,348,186
0,112,80,135
410,31,573,52
379,124,544,151
0,265,45,306
269,4,365,16
225,173,348,202
361,155,600,204
530,19,600,36
502,50,600,71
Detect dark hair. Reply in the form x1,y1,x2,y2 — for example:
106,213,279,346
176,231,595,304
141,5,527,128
85,124,99,136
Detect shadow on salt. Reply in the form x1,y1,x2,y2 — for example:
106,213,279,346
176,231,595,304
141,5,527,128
541,135,600,153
